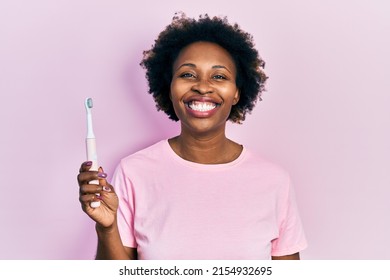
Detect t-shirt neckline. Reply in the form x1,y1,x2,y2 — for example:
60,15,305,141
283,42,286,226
163,139,247,169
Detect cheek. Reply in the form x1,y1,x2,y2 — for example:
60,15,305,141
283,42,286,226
169,82,174,101
170,80,188,101
169,82,183,110
221,85,239,102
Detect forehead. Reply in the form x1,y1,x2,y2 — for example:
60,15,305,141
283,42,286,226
173,41,236,71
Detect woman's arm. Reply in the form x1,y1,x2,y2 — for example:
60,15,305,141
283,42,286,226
95,222,137,260
272,252,300,260
78,161,137,260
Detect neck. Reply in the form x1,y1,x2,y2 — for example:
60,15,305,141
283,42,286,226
168,127,242,164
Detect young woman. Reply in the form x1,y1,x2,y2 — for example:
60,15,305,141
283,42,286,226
77,13,307,260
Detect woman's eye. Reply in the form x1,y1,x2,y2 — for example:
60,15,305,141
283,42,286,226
213,74,226,80
180,73,195,78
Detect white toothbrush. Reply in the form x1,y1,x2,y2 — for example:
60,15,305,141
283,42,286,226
85,98,101,208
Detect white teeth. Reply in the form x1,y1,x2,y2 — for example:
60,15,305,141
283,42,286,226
188,101,217,112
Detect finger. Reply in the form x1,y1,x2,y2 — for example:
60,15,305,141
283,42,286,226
79,193,96,204
96,167,114,195
79,184,102,195
79,161,93,173
77,170,107,186
80,194,102,210
96,183,118,210
102,183,114,193
77,170,99,186
98,166,108,186
96,183,115,199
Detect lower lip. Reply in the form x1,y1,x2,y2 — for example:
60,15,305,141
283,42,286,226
185,104,219,118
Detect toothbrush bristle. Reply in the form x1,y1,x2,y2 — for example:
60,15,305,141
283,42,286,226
86,98,93,108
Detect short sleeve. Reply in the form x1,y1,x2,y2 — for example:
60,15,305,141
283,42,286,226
271,179,308,256
111,162,137,248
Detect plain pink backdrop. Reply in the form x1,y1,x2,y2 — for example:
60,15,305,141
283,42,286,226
1,0,389,259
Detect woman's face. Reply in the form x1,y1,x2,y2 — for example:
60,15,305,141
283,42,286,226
170,41,240,135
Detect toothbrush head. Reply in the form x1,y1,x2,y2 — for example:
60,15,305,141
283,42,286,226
85,98,96,138
85,98,93,110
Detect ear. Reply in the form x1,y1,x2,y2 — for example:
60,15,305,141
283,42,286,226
233,89,240,105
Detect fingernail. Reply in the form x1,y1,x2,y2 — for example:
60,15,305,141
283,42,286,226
85,161,93,166
97,172,107,178
103,186,111,192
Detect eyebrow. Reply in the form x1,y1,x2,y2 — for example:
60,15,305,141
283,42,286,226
175,63,231,73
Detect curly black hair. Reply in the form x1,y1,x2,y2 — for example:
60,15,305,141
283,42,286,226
140,12,267,123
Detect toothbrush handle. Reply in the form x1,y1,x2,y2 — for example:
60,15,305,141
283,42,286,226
86,138,100,208
86,138,99,173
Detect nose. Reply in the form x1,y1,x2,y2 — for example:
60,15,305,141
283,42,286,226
191,78,213,95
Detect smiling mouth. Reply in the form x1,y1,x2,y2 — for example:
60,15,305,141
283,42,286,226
185,101,220,112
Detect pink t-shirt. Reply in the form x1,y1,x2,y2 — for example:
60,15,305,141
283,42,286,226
112,140,307,259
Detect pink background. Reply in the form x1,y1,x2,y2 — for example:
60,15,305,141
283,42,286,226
1,0,389,259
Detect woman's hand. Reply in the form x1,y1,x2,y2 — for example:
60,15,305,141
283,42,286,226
77,161,119,228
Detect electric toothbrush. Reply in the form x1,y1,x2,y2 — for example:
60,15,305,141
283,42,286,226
85,97,101,208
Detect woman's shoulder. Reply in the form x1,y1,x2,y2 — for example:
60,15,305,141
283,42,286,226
120,139,168,164
243,148,291,180
114,139,170,177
